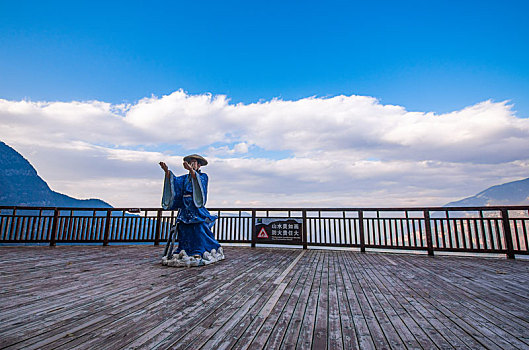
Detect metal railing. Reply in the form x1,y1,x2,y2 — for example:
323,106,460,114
1,206,528,258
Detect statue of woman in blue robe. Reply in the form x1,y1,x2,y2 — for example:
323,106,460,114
159,154,224,267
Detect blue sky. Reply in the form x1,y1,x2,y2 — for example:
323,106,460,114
1,0,528,115
1,1,528,207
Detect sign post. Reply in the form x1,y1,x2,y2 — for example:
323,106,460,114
255,217,303,245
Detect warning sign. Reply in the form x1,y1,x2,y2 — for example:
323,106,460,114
255,218,303,244
257,227,269,238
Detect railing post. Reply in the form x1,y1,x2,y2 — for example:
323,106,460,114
359,210,366,253
7,207,17,240
251,210,256,248
103,209,111,246
302,210,308,249
424,210,434,256
154,209,162,246
50,208,59,247
501,209,515,259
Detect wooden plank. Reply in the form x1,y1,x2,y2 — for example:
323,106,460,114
327,252,343,349
183,251,300,349
0,253,154,317
121,249,277,349
246,251,316,349
407,256,529,346
295,249,324,349
339,252,393,349
357,253,451,349
147,250,300,350
2,247,246,348
218,251,310,349
388,254,526,349
0,248,179,322
366,253,485,348
52,249,276,350
278,251,323,350
4,283,176,350
312,250,329,349
194,250,305,349
0,265,179,344
350,252,410,348
332,252,361,350
348,252,423,349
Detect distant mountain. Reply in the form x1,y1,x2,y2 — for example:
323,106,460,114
0,141,111,208
445,178,529,207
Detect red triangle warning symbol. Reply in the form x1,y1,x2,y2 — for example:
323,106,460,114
257,227,269,238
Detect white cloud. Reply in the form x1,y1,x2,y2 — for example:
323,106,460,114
233,142,249,154
207,142,250,156
124,91,233,146
1,91,528,208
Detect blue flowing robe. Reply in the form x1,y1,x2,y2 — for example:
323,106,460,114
162,170,220,256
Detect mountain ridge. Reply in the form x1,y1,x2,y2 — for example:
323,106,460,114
445,177,529,207
0,141,112,208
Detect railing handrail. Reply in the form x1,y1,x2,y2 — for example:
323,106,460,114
1,205,527,260
2,205,529,212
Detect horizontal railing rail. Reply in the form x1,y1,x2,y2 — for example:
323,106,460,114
1,205,528,258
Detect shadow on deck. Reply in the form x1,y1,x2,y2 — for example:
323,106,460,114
0,246,528,349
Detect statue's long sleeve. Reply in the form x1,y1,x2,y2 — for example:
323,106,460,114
191,172,208,208
161,171,184,210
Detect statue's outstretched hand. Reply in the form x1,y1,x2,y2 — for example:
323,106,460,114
159,162,169,176
183,161,197,179
183,161,193,172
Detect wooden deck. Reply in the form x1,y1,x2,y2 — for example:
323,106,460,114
0,246,528,350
